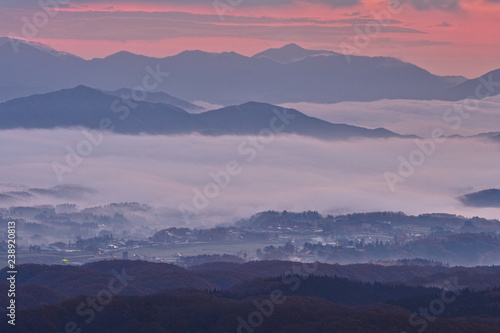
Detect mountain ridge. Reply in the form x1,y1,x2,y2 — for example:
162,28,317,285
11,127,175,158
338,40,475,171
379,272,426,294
103,88,203,112
0,86,415,139
252,43,341,63
2,37,498,105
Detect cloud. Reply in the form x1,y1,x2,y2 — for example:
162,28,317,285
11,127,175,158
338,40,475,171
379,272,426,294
0,0,361,9
403,39,452,46
0,10,422,42
80,0,362,8
364,37,452,50
437,21,451,27
0,0,71,10
1,128,499,226
281,95,500,138
308,0,361,7
401,0,461,11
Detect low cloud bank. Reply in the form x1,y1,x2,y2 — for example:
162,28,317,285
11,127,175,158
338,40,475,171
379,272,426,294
1,128,499,226
281,95,500,137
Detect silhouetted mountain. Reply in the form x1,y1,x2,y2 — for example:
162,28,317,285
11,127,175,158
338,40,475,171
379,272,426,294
252,43,340,63
447,131,500,141
104,88,203,112
0,37,86,101
0,85,193,134
80,51,460,105
460,189,500,208
473,131,500,139
0,37,471,104
441,75,468,85
0,86,411,139
194,101,410,139
0,37,82,61
438,68,500,101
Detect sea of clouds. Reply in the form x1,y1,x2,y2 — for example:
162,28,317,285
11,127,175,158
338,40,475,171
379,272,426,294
1,125,499,226
281,94,500,137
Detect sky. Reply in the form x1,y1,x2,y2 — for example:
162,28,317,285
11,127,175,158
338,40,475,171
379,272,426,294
0,0,499,77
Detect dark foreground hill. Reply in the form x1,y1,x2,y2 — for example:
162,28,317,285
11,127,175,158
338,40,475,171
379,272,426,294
2,260,500,309
1,260,500,332
2,288,500,333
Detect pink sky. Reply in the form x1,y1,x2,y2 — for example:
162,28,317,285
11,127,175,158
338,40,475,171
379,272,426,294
2,0,500,77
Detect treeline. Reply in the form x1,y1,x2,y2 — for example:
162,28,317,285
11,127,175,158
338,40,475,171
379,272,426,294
224,274,442,306
3,287,500,333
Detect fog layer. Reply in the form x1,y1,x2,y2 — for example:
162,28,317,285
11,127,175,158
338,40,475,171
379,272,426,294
1,128,499,225
281,95,500,137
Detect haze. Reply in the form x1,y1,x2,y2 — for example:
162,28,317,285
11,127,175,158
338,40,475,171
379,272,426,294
1,128,499,226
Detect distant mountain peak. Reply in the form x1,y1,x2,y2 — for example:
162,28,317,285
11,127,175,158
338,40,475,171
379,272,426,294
68,85,105,94
175,50,216,57
0,36,16,46
238,101,274,108
281,43,305,50
0,36,83,60
102,50,153,61
438,68,500,101
1,37,492,105
252,43,340,64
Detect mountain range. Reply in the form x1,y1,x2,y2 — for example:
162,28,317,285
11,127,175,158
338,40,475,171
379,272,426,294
104,88,203,112
448,131,500,142
1,37,499,104
0,85,412,139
